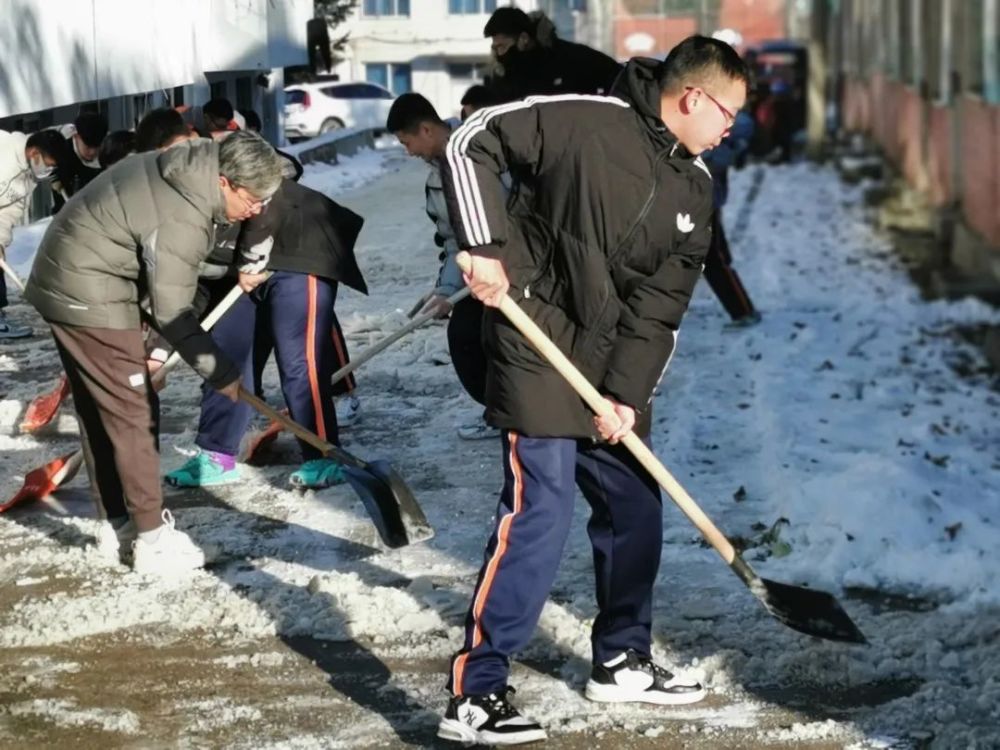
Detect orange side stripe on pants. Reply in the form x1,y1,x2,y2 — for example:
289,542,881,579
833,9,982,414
305,276,327,441
452,431,524,695
330,324,355,391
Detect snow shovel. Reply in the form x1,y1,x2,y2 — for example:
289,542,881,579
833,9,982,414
331,286,471,388
5,260,71,433
20,374,71,433
3,284,248,511
249,287,474,452
1,451,85,513
459,258,867,644
238,388,433,549
0,257,26,292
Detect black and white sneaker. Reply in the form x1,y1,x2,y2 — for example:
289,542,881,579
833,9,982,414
585,650,706,706
437,687,547,746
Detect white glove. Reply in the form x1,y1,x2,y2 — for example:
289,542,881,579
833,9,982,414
237,236,273,274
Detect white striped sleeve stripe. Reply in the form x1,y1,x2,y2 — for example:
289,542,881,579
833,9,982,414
445,94,631,248
648,329,679,405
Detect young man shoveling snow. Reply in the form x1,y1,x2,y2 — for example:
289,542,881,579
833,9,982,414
435,36,749,744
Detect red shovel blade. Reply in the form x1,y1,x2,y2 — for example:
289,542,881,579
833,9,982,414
243,414,286,465
20,375,71,433
1,450,84,513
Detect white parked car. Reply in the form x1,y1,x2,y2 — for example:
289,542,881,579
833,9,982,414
283,82,396,140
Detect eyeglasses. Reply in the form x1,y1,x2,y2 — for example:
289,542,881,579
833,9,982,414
234,185,272,212
686,86,737,129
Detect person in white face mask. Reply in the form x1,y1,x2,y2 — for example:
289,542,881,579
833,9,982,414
0,128,67,338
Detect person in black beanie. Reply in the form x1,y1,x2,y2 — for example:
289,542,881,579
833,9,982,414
483,6,621,102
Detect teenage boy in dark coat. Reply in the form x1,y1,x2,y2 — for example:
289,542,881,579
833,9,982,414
435,36,750,745
387,92,499,441
53,112,108,209
165,178,367,489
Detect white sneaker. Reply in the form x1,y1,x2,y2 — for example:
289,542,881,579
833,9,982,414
335,394,361,429
438,688,546,746
585,650,706,705
457,421,501,441
95,518,138,561
131,510,211,575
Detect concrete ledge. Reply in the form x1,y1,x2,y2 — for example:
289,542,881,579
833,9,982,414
281,128,378,166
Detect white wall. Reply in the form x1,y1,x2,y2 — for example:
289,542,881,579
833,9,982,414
95,0,201,99
0,0,309,119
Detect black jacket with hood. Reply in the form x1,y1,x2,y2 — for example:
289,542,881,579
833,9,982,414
204,179,367,296
236,179,367,294
440,57,714,439
491,36,623,102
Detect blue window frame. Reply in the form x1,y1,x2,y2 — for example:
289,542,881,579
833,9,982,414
363,0,410,16
365,63,412,95
391,64,412,95
448,0,498,14
365,63,388,90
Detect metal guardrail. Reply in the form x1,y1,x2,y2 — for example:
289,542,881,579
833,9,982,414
281,126,380,166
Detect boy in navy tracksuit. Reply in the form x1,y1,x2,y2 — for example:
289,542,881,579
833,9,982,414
434,37,749,745
386,92,502,441
166,178,367,489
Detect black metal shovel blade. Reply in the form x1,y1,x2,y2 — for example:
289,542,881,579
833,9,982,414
342,460,434,549
754,576,868,644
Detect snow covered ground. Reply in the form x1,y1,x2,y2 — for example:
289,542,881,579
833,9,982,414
0,150,998,749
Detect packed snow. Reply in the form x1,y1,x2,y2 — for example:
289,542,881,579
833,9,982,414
0,147,998,749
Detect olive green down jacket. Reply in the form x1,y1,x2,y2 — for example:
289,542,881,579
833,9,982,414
24,139,239,388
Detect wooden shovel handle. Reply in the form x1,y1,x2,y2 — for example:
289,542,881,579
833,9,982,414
153,283,248,383
0,258,26,292
237,387,361,470
330,286,471,387
455,252,736,564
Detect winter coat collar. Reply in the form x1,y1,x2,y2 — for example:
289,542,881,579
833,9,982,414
611,58,697,159
156,138,227,224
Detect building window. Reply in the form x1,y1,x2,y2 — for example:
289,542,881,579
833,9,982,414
448,62,489,83
448,0,498,14
365,63,412,95
363,0,410,16
539,0,587,11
